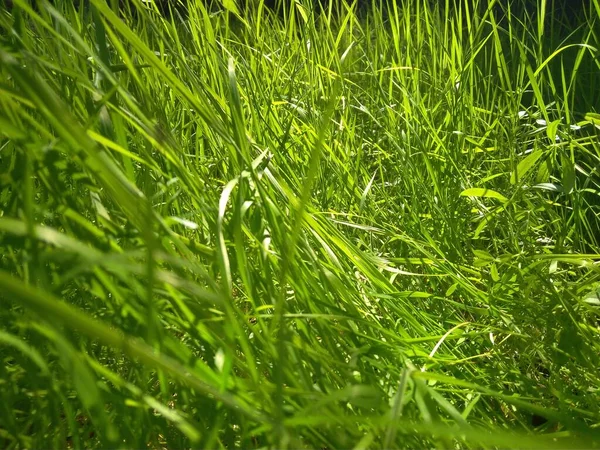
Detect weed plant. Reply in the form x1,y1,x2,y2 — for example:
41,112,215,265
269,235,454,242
1,0,600,448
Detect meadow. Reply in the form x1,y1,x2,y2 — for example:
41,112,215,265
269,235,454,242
1,0,600,448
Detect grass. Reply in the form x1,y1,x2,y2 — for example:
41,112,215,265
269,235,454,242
1,0,600,448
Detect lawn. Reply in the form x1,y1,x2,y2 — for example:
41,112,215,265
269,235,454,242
1,0,600,448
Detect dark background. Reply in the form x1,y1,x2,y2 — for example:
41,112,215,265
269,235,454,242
1,0,593,25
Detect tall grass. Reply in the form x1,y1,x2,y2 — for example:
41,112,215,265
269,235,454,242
1,0,600,448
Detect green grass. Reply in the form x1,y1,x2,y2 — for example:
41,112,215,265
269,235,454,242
1,0,600,448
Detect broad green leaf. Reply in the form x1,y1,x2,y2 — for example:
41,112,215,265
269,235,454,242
546,119,561,142
532,183,563,192
585,112,600,128
561,154,575,194
473,249,494,267
510,151,543,185
460,188,508,203
445,283,458,297
295,1,309,24
220,0,240,15
536,160,550,183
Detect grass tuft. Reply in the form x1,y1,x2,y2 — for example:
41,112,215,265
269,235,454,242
1,0,600,448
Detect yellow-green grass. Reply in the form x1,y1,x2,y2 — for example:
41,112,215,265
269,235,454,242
1,0,599,448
